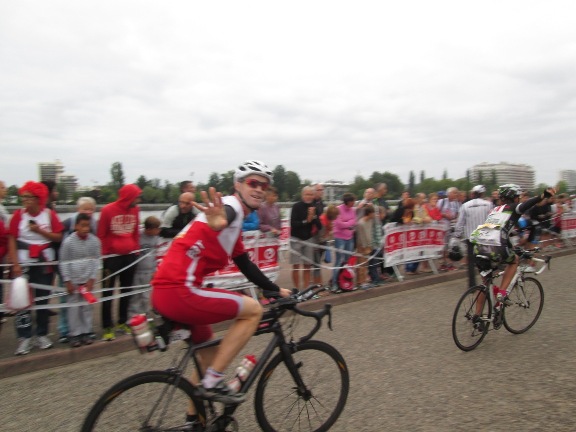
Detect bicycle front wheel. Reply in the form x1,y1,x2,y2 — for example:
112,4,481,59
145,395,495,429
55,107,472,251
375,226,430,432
81,370,203,432
503,276,544,334
452,285,491,351
254,340,349,432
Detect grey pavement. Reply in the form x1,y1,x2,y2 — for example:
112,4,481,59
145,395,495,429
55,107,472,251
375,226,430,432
1,252,575,431
0,247,574,380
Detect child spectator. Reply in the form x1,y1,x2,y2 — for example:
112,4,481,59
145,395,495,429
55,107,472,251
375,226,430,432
129,216,161,317
59,213,101,347
58,196,98,344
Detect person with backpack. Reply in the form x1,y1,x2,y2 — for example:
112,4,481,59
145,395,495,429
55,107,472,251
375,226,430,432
331,193,357,292
470,184,556,300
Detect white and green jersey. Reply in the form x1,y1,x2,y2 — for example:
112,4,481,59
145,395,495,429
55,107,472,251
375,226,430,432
470,205,513,247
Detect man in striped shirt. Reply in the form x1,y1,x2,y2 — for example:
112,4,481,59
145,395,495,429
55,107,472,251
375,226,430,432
454,185,494,287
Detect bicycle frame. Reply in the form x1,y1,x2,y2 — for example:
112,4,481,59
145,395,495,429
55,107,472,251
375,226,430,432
477,249,551,325
158,285,333,419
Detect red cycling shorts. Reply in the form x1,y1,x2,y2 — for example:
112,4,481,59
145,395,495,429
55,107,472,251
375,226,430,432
151,284,244,344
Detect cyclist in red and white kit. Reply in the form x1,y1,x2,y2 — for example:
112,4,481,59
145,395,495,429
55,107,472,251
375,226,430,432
151,160,291,409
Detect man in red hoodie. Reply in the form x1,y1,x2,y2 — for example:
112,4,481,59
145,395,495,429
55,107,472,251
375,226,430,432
97,184,141,341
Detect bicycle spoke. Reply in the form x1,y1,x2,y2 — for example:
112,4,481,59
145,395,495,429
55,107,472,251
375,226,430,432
81,372,199,432
503,277,544,334
255,341,349,432
452,285,490,351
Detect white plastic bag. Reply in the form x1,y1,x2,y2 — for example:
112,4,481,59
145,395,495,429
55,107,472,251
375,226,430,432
6,276,33,311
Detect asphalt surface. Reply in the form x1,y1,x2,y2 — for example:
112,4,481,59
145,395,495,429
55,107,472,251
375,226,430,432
1,249,575,431
0,257,471,377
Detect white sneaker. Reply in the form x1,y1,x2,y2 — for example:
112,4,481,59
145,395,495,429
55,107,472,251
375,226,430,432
15,338,32,356
37,335,53,350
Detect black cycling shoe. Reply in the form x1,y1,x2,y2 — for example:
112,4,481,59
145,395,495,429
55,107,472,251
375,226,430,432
196,382,246,405
472,315,486,333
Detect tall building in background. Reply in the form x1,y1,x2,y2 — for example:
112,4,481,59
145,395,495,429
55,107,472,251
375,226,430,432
38,159,64,182
322,180,350,203
59,174,79,201
470,162,535,192
38,160,78,201
559,169,576,191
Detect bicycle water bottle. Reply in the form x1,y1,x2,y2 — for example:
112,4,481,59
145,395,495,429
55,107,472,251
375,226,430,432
227,354,257,392
493,285,506,309
129,314,154,351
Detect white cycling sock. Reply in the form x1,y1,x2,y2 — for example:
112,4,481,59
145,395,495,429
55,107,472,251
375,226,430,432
202,367,224,389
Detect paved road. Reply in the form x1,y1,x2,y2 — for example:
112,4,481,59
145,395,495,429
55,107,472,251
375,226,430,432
2,255,575,431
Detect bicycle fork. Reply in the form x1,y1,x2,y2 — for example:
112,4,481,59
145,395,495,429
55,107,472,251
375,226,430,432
278,342,312,400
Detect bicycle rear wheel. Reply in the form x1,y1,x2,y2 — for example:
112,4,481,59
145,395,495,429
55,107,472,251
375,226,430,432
81,370,204,432
254,340,349,432
452,285,491,351
503,276,544,334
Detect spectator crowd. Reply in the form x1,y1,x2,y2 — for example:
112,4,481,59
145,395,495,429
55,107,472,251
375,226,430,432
0,177,573,356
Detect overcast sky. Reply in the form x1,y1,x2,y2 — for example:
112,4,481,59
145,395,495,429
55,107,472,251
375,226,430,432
1,1,575,189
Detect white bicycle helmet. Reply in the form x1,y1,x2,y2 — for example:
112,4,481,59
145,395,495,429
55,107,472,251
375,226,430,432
234,160,274,184
471,185,486,194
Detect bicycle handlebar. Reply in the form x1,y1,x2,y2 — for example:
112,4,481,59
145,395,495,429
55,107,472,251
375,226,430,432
262,284,334,343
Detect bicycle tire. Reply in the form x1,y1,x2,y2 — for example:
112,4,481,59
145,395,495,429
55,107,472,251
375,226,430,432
81,370,205,432
503,276,544,334
254,340,349,432
452,285,491,351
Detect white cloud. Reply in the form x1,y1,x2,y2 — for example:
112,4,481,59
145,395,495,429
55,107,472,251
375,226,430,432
1,0,575,189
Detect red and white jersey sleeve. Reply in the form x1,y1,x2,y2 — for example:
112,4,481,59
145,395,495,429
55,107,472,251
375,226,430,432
152,196,246,289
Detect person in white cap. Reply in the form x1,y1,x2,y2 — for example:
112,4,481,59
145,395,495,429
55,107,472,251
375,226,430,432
454,185,494,287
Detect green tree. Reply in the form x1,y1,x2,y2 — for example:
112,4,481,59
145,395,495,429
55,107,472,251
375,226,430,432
556,180,568,193
136,175,150,190
420,170,425,184
99,186,117,203
350,175,371,199
141,185,164,203
442,169,448,181
56,182,69,203
408,171,415,195
368,171,404,198
206,173,219,188
284,171,301,201
272,165,287,199
109,162,125,192
219,170,235,194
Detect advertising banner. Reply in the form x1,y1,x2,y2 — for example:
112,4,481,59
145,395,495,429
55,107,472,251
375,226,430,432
383,221,449,267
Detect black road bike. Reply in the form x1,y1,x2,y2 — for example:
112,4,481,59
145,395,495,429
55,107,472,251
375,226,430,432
81,285,349,431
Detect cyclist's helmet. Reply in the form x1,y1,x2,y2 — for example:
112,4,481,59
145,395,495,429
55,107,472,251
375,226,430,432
234,160,274,184
472,184,486,194
498,184,522,201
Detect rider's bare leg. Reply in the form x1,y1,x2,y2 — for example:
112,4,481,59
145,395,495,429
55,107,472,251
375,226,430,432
187,345,218,415
209,297,263,375
500,256,519,293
